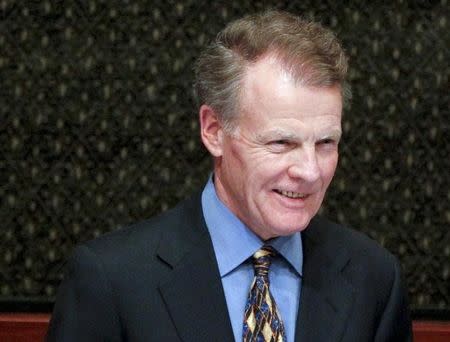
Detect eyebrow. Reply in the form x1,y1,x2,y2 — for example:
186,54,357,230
321,129,342,139
255,129,299,140
256,128,342,141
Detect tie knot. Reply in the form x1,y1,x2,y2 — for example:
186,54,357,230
252,245,276,277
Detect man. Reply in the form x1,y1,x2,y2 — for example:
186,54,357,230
47,10,412,341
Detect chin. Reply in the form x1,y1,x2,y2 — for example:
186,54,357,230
284,210,314,228
270,217,312,237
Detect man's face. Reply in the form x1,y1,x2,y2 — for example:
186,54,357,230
211,57,342,240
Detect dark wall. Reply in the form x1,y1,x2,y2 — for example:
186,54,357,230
1,1,448,316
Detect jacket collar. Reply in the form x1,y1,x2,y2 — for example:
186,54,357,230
295,216,355,342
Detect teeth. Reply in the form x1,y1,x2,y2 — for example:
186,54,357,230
279,190,306,199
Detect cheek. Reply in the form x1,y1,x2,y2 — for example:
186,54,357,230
222,144,245,178
320,154,339,183
230,144,268,175
229,142,247,166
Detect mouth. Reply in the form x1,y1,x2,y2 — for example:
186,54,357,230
274,189,308,199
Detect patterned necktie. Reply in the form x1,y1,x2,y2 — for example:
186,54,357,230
243,245,286,342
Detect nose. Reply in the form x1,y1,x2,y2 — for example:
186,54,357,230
287,146,321,183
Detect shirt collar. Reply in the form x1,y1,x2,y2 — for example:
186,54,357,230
201,176,303,277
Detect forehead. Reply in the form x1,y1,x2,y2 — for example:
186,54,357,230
237,57,342,129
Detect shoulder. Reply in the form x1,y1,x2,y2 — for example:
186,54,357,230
72,192,204,267
306,215,398,265
304,215,402,291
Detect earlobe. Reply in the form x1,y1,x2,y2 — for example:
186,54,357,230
199,105,224,157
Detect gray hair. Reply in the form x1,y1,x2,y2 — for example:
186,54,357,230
194,10,351,132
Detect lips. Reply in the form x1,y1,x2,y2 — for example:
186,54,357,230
274,189,308,199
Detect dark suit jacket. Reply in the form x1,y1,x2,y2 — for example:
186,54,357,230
47,193,412,341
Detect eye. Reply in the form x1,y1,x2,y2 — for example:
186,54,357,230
318,138,335,145
317,138,339,149
272,139,289,145
267,139,293,153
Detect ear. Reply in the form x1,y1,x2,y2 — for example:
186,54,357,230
199,104,224,157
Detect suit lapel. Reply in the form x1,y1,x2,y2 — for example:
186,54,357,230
295,218,355,342
156,195,234,341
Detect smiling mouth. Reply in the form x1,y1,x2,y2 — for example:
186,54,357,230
274,189,307,199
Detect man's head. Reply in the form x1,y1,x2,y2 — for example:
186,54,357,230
196,10,349,240
194,10,350,132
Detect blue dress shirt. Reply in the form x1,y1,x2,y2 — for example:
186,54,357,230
201,178,303,342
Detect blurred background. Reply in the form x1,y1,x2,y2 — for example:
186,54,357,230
0,0,448,318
